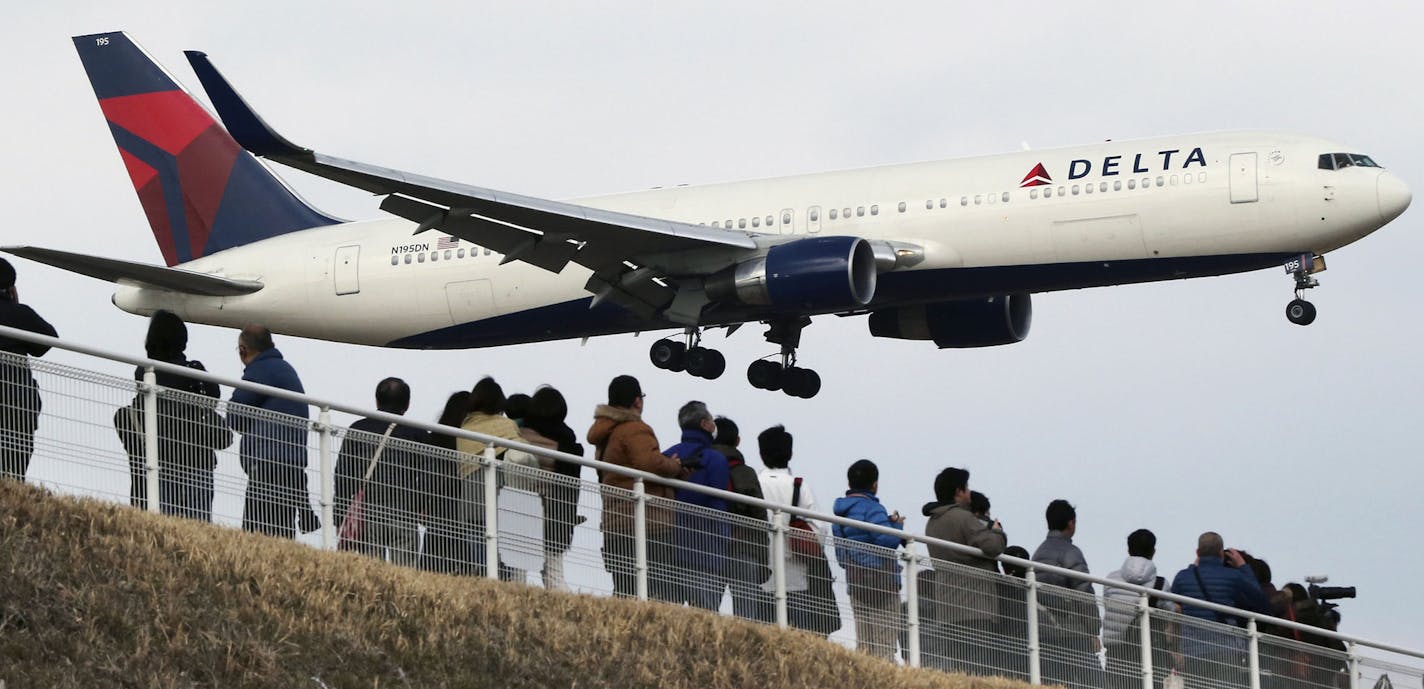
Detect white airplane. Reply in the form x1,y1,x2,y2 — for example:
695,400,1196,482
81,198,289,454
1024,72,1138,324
6,32,1411,398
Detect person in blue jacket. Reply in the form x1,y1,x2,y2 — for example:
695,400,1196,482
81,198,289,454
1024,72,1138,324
833,459,905,660
663,400,731,611
1170,532,1274,689
229,326,316,538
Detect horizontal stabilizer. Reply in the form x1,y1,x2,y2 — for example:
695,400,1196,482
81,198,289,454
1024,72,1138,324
2,246,262,297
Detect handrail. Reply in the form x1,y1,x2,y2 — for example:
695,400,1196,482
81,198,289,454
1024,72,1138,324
1,322,1419,662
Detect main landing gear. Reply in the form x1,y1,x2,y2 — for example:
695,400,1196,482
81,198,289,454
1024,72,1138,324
1284,254,1324,326
649,328,726,379
746,318,821,399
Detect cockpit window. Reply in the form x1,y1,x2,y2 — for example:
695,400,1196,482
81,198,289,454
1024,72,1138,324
1320,152,1382,170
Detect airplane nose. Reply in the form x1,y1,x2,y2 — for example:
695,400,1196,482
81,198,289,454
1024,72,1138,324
1378,171,1412,223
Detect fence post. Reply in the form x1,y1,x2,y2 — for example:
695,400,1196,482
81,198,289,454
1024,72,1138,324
1247,617,1261,689
482,444,499,581
771,508,788,629
904,549,921,668
1138,592,1154,689
141,367,160,514
633,478,649,601
1346,641,1359,689
317,407,334,550
1026,566,1041,685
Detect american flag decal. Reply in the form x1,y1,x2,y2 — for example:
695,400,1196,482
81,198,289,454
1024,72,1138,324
436,236,459,250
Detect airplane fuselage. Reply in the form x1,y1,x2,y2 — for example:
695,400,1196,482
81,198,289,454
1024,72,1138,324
114,130,1407,348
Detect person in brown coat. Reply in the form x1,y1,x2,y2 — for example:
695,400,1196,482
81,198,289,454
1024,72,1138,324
586,375,685,600
924,467,1006,675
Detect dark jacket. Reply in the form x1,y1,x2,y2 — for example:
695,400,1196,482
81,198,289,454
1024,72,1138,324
129,358,229,466
0,299,57,422
335,416,432,526
1032,530,1102,637
228,348,309,467
665,428,731,572
714,442,769,567
1171,556,1273,655
832,490,904,580
115,357,232,512
524,416,584,555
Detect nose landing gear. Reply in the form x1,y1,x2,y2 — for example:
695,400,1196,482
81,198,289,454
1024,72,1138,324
745,317,821,399
649,328,725,379
1284,253,1324,326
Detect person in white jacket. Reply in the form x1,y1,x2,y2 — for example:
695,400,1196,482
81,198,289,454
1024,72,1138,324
754,424,840,638
1103,529,1179,689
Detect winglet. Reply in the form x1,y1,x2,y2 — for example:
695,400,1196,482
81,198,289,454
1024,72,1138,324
183,50,309,160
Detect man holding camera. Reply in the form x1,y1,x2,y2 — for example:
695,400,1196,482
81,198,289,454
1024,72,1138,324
1170,532,1274,689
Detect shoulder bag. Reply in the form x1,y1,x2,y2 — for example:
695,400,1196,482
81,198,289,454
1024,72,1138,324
337,423,397,551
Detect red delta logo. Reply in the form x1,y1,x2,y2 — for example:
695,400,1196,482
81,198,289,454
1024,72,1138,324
1019,163,1052,187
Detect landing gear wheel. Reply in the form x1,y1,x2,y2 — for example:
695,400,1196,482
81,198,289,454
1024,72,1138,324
684,346,708,377
747,360,783,390
696,349,726,380
782,367,822,399
1286,299,1317,326
649,339,686,371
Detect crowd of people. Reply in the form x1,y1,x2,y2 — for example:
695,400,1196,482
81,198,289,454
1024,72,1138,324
0,257,1352,686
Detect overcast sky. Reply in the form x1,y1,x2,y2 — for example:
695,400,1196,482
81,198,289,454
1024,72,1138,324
6,2,1423,653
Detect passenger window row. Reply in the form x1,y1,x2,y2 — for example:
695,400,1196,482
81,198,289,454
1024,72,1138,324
1026,172,1208,200
390,246,495,266
689,170,1211,234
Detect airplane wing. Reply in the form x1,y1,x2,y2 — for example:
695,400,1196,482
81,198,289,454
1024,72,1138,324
183,51,760,317
2,246,262,297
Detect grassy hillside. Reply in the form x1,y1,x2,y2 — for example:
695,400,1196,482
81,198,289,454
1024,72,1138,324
0,481,1027,688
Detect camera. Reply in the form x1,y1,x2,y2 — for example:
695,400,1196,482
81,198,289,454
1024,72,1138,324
1309,585,1357,602
1306,581,1356,630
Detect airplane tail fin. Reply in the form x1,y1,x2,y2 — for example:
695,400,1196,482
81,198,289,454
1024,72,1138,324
72,32,338,267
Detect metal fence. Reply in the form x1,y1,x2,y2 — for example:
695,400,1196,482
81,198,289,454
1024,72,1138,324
1,323,1421,688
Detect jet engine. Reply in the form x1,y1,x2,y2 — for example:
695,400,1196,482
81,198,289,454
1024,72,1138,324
868,294,1032,348
706,236,877,313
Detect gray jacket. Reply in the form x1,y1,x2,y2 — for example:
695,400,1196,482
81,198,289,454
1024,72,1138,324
1031,530,1102,637
925,503,1007,625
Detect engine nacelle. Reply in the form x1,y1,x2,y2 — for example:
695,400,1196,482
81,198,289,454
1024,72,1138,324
868,294,1032,348
707,236,877,312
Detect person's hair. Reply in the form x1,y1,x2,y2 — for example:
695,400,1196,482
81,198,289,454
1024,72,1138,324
144,310,188,360
1243,553,1272,586
677,400,712,430
933,467,970,504
467,376,506,415
970,491,991,517
714,416,739,446
238,325,275,353
505,393,532,422
1283,582,1309,602
527,385,568,422
436,391,470,427
0,257,15,291
1045,499,1077,531
1002,545,1031,578
1127,528,1157,558
1197,531,1225,558
608,374,642,408
758,425,793,468
374,377,410,414
846,459,878,491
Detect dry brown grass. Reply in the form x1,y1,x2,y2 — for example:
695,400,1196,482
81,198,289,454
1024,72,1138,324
0,481,1032,689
